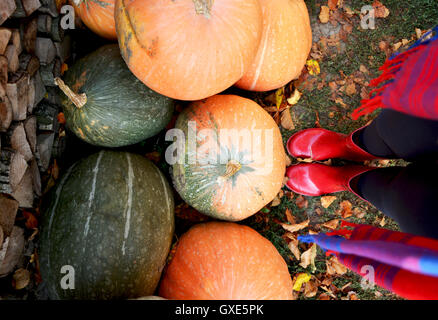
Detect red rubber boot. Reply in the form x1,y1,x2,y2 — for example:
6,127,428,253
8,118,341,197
287,127,381,161
285,163,375,198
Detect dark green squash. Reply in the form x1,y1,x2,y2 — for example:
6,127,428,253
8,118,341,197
56,45,174,147
39,151,175,299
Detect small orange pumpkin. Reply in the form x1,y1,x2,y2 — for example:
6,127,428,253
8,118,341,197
236,0,312,91
171,95,286,221
115,0,263,100
159,222,294,300
71,0,117,40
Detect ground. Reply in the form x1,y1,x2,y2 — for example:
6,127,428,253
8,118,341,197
1,0,437,301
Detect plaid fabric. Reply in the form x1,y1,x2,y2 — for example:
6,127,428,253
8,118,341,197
352,26,438,120
298,222,438,300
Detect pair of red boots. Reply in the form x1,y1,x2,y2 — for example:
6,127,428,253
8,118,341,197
286,127,382,198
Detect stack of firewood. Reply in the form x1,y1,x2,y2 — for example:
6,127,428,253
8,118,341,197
0,0,69,277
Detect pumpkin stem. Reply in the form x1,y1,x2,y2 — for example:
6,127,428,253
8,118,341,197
221,160,242,179
192,0,214,18
54,77,87,109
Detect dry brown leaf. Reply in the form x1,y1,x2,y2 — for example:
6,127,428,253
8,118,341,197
287,89,302,106
373,0,390,18
338,200,353,218
379,216,386,227
285,208,295,224
353,207,366,219
321,196,337,208
322,219,339,230
319,6,330,24
282,219,310,233
328,0,339,11
300,243,317,271
348,291,359,300
295,195,308,209
285,154,292,167
326,256,348,275
13,268,30,290
319,293,331,300
415,28,423,39
359,64,369,74
281,109,295,131
346,83,357,96
304,280,319,298
288,239,301,261
271,195,281,207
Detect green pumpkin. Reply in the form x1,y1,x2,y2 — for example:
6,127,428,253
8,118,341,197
57,45,174,147
39,151,175,299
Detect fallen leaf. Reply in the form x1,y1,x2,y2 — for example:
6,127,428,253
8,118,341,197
321,196,337,208
284,208,295,224
348,291,359,300
13,268,30,290
288,240,301,261
353,207,366,219
295,195,308,209
328,0,339,11
57,112,66,125
282,219,310,233
372,0,390,18
359,64,369,74
378,41,388,51
285,154,292,167
415,28,423,39
281,109,295,130
293,273,311,291
346,83,357,96
319,293,331,300
304,279,319,298
306,59,321,76
300,243,317,271
319,6,330,24
22,211,38,229
275,87,285,109
322,219,339,230
379,216,386,227
287,88,302,106
271,196,281,207
326,256,348,275
338,200,353,218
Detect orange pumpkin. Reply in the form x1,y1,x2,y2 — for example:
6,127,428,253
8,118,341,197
171,95,286,221
159,222,294,300
115,0,263,101
236,0,312,91
71,0,117,40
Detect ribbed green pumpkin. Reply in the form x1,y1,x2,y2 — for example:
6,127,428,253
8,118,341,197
39,151,175,299
57,44,174,147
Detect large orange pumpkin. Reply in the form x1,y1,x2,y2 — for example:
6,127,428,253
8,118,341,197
115,0,263,101
159,222,294,300
71,0,117,40
236,0,312,91
171,95,286,221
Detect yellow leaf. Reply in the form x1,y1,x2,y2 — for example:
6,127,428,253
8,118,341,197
321,196,337,208
13,269,30,290
319,6,330,24
300,243,317,272
287,89,302,106
306,59,321,76
293,273,311,291
282,219,310,233
281,109,295,131
275,87,285,109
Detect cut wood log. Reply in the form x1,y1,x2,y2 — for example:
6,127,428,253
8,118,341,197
41,57,60,86
54,34,71,63
0,96,13,132
0,0,17,25
0,226,25,277
0,226,3,250
11,0,26,19
2,122,33,161
0,54,7,95
37,14,51,34
6,71,29,121
11,166,33,207
21,17,37,54
5,44,19,72
30,157,40,196
50,17,63,42
35,37,55,65
32,70,45,107
22,0,42,16
37,0,58,18
0,194,19,236
24,115,36,153
44,86,61,105
36,131,54,172
0,148,28,194
0,28,12,55
35,101,58,131
52,130,65,159
19,53,40,76
10,29,22,56
27,75,35,112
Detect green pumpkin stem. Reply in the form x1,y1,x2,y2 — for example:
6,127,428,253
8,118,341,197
54,77,87,109
221,160,242,179
193,0,214,18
